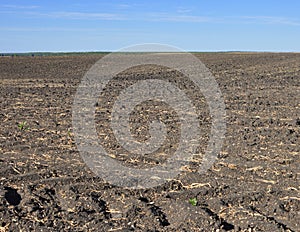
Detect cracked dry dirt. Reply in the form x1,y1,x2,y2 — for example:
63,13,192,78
0,53,299,231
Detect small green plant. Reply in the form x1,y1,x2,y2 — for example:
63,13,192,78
67,128,72,137
18,121,29,131
189,197,198,206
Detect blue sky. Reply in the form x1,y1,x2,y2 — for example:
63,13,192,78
1,0,300,52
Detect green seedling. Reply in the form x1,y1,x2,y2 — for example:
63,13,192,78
67,128,72,137
18,121,29,131
189,197,198,206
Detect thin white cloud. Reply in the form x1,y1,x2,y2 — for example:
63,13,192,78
27,11,124,20
0,26,146,34
1,7,299,26
153,14,300,25
116,4,131,9
0,27,98,32
176,7,193,14
1,4,39,9
146,13,212,23
241,16,300,26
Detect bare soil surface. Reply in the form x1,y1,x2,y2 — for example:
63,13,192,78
0,53,299,231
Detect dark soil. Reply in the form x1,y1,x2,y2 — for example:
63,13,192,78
0,53,299,231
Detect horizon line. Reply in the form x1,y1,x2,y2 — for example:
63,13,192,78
1,50,300,55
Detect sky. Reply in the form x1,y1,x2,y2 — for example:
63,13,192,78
0,0,300,52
